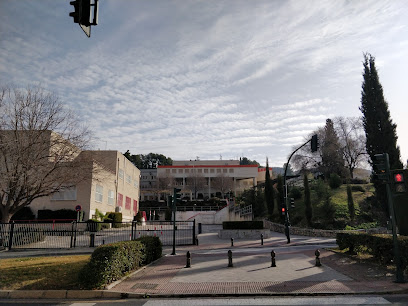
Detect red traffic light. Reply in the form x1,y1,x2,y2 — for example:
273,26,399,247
281,207,286,215
394,173,404,183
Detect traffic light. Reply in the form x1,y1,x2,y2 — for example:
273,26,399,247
392,170,406,193
281,207,286,216
311,134,318,152
69,0,81,24
173,188,182,206
290,198,295,208
373,153,390,182
69,0,99,37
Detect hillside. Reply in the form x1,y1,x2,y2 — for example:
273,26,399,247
282,182,387,230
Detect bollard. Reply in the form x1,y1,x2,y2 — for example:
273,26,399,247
315,249,322,267
89,233,95,247
195,235,199,246
228,250,233,267
231,238,234,247
261,234,264,245
271,250,276,267
102,239,105,245
185,251,191,268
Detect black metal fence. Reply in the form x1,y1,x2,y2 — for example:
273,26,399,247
0,220,195,250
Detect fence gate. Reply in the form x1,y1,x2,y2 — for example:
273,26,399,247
132,220,196,246
0,220,196,250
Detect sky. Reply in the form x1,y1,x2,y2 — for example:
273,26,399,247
1,0,407,167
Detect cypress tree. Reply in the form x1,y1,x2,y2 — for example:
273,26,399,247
264,158,275,217
347,184,355,222
360,53,402,170
360,53,403,212
304,173,313,227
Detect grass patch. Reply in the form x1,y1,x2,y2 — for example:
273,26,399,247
0,255,90,290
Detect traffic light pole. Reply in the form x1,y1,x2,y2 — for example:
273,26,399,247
283,138,313,244
377,153,405,283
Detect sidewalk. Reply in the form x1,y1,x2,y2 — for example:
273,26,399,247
108,232,408,297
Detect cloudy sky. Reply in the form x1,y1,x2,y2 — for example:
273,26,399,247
1,0,407,167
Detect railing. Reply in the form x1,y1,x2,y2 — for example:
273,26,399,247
141,206,223,212
0,220,195,250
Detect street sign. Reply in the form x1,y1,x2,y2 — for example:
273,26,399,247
75,205,82,212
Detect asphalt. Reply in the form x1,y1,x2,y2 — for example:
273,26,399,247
1,231,407,299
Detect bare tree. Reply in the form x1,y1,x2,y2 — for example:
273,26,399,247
212,173,233,199
156,173,175,200
186,170,207,199
292,117,367,180
335,117,367,179
0,85,94,222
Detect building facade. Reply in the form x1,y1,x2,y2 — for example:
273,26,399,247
157,160,263,200
29,150,140,222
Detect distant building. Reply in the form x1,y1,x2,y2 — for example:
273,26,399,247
157,160,271,200
140,169,158,201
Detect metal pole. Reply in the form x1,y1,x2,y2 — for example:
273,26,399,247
171,206,176,255
283,139,311,244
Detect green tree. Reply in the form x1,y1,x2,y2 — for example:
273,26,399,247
240,157,260,166
320,119,345,178
123,151,173,169
321,193,336,227
304,173,312,227
238,188,266,219
264,158,275,216
347,184,355,221
360,53,403,212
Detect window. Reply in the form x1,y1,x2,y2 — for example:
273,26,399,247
210,169,214,173
117,193,123,207
126,174,132,184
52,186,77,201
108,190,114,205
172,169,176,173
125,196,131,210
118,168,124,180
185,169,190,173
204,169,208,173
229,168,234,173
95,185,103,203
166,169,170,174
217,169,221,173
178,169,183,173
134,180,138,188
198,169,202,173
223,169,227,173
133,199,138,214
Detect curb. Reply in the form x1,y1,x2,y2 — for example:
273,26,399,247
1,288,407,300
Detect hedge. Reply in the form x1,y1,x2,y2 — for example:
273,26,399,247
79,236,162,289
336,232,408,271
223,221,263,230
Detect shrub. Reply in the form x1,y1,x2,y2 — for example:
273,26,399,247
336,232,408,271
105,212,122,228
222,221,263,230
79,236,162,289
86,219,101,232
135,236,163,265
37,209,77,221
329,173,342,189
289,186,302,200
313,179,328,200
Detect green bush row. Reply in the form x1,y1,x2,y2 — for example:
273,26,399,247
222,221,263,230
336,232,408,270
79,236,162,289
